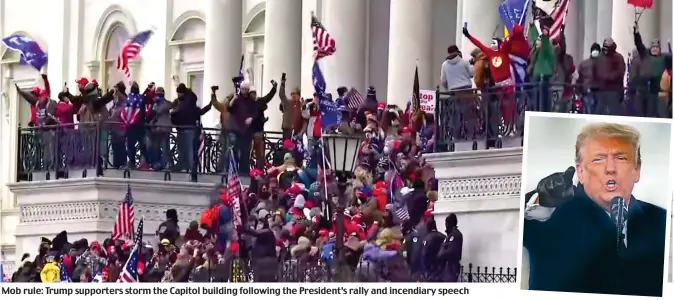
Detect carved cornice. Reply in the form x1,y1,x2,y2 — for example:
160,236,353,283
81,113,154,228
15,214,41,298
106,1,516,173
439,175,521,200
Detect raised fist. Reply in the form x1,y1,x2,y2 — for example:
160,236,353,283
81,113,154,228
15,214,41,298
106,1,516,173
536,166,576,207
462,26,470,37
271,80,277,86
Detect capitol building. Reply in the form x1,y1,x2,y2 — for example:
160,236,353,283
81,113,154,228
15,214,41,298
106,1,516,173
0,0,671,275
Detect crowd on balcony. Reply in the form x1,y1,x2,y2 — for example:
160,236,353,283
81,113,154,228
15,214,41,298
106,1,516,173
442,22,672,123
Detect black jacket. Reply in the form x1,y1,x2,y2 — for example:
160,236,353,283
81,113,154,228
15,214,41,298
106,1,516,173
171,90,200,127
524,188,666,296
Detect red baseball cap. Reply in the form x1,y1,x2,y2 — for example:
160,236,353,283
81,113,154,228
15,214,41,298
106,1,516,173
75,77,88,85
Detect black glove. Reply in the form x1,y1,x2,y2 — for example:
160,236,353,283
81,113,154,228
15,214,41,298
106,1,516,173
462,27,470,37
535,166,576,207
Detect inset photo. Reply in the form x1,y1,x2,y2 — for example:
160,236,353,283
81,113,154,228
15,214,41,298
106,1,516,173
519,112,671,297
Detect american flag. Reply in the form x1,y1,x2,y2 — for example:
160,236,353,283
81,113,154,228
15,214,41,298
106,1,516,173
533,0,569,41
111,184,135,240
227,152,243,228
311,15,336,60
117,217,143,283
344,88,364,109
59,256,71,282
121,92,143,126
116,30,153,78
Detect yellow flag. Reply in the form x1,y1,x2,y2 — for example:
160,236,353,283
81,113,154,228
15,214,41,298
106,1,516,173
504,27,509,38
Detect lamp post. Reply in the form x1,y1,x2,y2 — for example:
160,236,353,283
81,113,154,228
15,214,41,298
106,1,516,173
322,133,363,282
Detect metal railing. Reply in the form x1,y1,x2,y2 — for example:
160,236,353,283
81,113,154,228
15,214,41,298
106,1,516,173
16,122,285,182
434,83,671,152
223,260,515,283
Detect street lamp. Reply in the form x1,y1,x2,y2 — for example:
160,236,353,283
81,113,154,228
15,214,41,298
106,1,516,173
322,133,363,282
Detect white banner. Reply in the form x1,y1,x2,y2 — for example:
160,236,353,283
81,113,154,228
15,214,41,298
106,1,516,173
408,89,436,114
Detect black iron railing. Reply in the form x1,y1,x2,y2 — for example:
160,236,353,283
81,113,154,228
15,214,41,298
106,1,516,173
434,83,669,152
224,259,516,283
16,123,285,182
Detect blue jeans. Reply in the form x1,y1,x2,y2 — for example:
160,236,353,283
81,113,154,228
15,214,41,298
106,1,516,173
177,129,195,172
534,75,551,112
149,132,170,170
228,131,251,175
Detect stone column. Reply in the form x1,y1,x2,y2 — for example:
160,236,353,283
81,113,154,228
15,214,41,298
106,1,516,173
321,0,367,95
612,0,657,59
300,0,318,99
262,0,302,131
596,0,613,44
457,0,501,57
659,0,672,46
386,0,433,109
564,0,581,61
204,0,242,128
582,0,598,57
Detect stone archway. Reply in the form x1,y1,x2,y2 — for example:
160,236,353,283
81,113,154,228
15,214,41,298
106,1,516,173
89,5,137,84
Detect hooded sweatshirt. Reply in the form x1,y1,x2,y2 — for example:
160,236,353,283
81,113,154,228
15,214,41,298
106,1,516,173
440,53,474,90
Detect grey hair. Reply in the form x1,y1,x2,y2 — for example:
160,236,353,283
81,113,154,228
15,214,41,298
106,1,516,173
575,122,642,167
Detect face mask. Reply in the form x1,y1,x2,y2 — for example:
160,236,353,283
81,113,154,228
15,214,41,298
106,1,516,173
591,50,599,58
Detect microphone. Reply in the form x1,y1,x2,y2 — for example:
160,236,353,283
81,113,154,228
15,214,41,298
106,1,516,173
610,196,626,253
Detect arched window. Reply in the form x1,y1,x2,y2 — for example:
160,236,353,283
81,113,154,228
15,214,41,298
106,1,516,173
103,25,130,92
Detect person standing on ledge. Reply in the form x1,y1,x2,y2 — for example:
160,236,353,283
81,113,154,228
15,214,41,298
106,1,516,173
523,122,666,296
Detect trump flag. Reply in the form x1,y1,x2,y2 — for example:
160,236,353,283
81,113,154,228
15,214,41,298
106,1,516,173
2,33,48,71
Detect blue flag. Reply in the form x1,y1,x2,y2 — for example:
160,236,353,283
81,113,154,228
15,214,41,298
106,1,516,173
2,34,48,71
499,0,530,33
312,61,340,129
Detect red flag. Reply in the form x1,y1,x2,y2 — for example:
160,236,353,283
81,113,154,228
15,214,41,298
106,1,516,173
628,0,653,9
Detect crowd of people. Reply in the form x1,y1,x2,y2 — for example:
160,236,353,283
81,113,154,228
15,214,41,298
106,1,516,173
7,61,458,282
442,21,672,127
11,18,669,284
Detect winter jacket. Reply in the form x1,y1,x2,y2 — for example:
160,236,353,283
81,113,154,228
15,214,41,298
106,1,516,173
77,85,114,127
40,262,60,282
157,219,180,245
438,226,463,277
402,188,429,233
440,54,474,90
577,56,601,90
211,93,233,131
107,93,128,135
227,93,258,134
529,35,555,79
171,89,200,128
596,50,626,90
634,31,666,79
55,100,74,125
250,85,278,132
551,31,575,85
279,83,303,132
473,52,492,88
